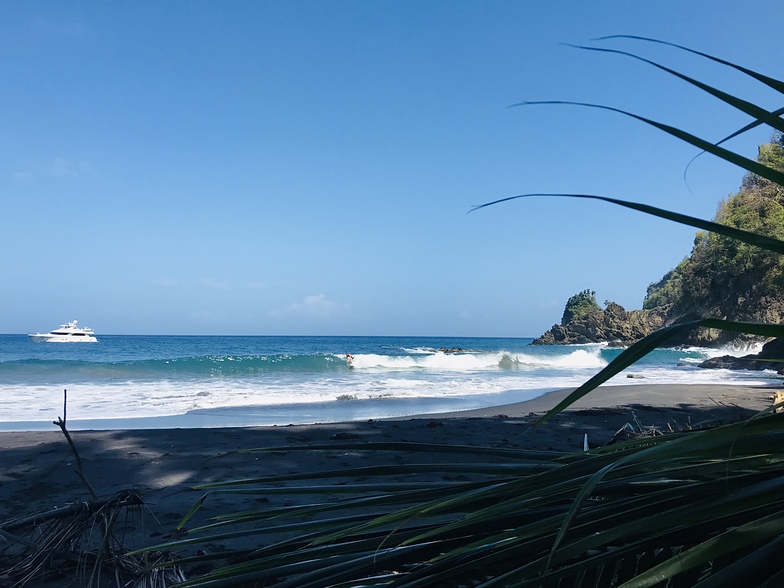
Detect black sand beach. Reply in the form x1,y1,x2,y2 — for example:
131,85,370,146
0,383,777,585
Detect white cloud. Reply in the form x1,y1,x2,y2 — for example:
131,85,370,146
47,158,80,178
459,309,492,321
197,278,231,290
245,281,269,290
13,158,94,182
273,294,349,320
190,310,214,321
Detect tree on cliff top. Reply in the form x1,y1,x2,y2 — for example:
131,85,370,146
561,288,600,325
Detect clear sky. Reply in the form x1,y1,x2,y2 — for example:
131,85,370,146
3,1,782,336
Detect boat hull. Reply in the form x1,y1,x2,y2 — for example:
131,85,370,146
28,334,98,342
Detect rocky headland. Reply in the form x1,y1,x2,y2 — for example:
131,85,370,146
532,297,664,346
532,135,784,370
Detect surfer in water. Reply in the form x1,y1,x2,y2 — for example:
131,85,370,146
345,353,354,367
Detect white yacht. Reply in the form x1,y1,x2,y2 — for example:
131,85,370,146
28,321,98,343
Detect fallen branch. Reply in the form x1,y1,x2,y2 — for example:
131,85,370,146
53,389,98,501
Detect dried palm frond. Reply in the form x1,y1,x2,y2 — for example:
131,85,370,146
1,490,185,587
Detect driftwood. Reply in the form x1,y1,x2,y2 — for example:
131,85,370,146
607,410,667,445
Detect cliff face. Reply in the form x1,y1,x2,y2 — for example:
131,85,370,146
535,136,784,348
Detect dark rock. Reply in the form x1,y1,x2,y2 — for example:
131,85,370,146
698,337,784,374
430,347,482,354
757,337,784,359
532,302,664,346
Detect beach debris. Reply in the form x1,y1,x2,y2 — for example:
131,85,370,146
0,389,185,587
773,390,784,412
632,411,645,433
609,420,665,445
0,490,188,587
601,410,672,445
330,431,361,440
584,433,589,451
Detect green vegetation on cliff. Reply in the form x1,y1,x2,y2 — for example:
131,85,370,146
645,134,784,339
561,289,600,324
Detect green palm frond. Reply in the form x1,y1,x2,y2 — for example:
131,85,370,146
507,100,784,186
152,411,784,587
566,43,784,134
470,193,784,255
596,35,784,94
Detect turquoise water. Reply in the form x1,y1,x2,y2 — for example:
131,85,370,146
0,334,774,430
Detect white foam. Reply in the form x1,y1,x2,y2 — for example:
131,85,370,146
525,349,607,369
701,341,765,358
346,349,607,371
0,347,777,424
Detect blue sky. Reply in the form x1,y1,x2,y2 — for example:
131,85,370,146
3,1,782,336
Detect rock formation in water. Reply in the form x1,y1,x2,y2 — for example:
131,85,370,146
532,292,664,346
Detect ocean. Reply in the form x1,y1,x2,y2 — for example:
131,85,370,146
0,334,776,431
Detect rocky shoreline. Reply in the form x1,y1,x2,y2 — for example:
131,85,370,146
698,337,784,374
532,294,784,374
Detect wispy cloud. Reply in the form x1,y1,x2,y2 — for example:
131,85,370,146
13,158,94,182
47,158,83,178
245,281,269,290
190,310,214,321
197,278,231,290
12,171,34,182
273,294,349,319
459,309,492,321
